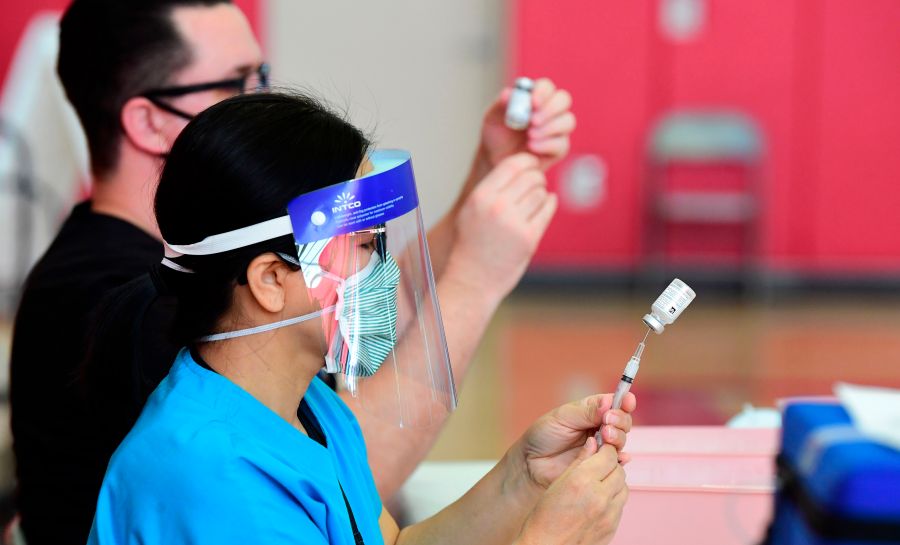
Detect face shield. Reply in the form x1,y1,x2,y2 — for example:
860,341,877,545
162,150,457,428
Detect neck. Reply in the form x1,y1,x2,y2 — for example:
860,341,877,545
91,145,164,240
197,330,323,428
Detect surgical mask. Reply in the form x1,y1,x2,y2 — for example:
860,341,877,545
327,251,401,377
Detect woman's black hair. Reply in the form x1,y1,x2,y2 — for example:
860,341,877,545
155,91,371,345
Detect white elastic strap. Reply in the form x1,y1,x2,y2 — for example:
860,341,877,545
198,305,337,343
161,258,195,273
165,215,293,256
164,251,298,276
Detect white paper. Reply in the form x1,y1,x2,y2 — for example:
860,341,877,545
835,382,900,451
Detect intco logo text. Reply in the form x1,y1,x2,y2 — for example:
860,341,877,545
332,192,362,213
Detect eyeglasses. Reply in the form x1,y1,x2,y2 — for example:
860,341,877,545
352,224,388,260
140,63,270,121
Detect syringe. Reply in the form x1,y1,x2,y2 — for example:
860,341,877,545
595,279,696,445
613,329,650,410
595,329,650,444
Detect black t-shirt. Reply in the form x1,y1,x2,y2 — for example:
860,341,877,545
10,202,162,545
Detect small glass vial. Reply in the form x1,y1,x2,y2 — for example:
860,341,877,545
505,77,535,130
643,278,696,334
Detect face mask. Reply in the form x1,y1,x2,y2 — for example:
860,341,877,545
327,251,401,377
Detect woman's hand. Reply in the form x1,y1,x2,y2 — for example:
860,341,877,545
390,394,634,545
479,78,575,172
516,438,627,545
516,393,636,489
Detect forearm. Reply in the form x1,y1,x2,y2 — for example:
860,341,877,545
423,215,456,281
424,145,491,278
395,447,541,545
343,257,504,499
433,256,504,376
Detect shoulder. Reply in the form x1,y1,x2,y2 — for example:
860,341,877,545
103,414,295,517
96,402,337,544
95,422,329,544
107,405,235,484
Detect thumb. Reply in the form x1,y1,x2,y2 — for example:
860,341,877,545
549,437,599,491
484,88,513,119
570,435,599,468
478,153,540,194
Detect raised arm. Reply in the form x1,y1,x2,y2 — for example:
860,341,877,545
341,154,557,499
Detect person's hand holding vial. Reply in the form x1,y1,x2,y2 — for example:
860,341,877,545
479,77,576,172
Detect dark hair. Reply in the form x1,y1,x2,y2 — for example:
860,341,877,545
155,92,371,344
57,0,232,176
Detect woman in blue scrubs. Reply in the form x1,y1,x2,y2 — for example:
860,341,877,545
88,92,636,545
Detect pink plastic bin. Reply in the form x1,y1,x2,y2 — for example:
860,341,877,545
615,427,778,545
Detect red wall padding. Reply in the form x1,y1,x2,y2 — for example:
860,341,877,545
511,0,900,275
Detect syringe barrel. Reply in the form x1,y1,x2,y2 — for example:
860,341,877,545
612,379,630,410
596,379,632,444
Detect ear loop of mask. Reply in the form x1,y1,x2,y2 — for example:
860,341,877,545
197,305,336,343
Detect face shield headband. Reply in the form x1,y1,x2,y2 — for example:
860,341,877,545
162,148,415,266
160,149,416,345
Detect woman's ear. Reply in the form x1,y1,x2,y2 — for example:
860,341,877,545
120,96,181,156
245,253,293,313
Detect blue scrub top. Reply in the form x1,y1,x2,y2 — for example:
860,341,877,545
88,349,384,545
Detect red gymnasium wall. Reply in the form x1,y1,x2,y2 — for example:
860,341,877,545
511,0,900,277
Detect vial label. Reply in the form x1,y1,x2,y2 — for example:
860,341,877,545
652,279,695,323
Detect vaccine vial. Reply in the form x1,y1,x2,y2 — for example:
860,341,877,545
505,77,535,130
643,278,696,334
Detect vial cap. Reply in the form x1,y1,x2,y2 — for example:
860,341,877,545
514,77,534,91
642,313,665,334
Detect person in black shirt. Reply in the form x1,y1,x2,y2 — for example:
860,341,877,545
10,204,162,545
10,1,576,543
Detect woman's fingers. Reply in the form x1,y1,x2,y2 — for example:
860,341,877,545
527,135,570,158
532,87,572,126
604,409,633,434
529,111,576,140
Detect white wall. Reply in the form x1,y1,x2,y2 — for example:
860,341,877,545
266,0,505,226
